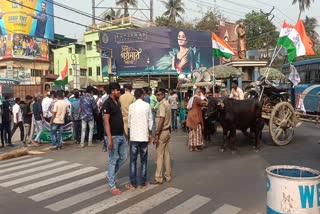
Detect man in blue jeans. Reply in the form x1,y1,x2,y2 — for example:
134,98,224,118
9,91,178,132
125,88,153,190
50,91,67,150
102,82,127,195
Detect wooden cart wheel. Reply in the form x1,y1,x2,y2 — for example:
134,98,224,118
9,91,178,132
269,102,296,146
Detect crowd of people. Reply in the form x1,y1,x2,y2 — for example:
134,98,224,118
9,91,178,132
0,80,245,195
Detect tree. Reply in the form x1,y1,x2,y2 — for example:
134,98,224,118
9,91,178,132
155,16,195,29
238,11,279,50
195,10,221,32
303,16,319,47
102,8,122,21
161,0,185,23
115,0,138,17
292,0,315,20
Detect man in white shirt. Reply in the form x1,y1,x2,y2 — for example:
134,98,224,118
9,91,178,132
168,89,179,131
229,80,244,100
126,88,153,190
42,91,54,122
11,98,24,143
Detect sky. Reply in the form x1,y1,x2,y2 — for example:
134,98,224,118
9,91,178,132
53,0,320,41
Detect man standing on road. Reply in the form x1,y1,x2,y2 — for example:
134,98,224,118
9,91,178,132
103,82,128,195
125,88,153,190
119,84,135,139
32,94,44,146
168,89,179,131
71,91,81,144
42,91,54,122
151,88,172,184
23,95,33,144
2,96,12,147
11,98,24,144
79,86,97,147
50,91,67,150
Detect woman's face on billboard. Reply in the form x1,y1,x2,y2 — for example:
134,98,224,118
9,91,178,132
177,31,187,46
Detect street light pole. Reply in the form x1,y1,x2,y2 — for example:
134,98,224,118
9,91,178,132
147,57,150,86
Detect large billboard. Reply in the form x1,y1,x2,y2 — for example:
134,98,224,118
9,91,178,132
0,34,49,61
0,0,54,40
100,27,213,76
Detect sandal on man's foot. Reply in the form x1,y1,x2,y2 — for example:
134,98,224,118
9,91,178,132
140,183,149,189
125,183,136,190
110,188,122,195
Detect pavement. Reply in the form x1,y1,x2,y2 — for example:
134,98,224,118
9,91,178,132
0,122,319,214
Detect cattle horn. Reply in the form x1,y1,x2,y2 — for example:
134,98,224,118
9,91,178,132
217,101,224,108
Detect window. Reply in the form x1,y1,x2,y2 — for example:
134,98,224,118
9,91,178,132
88,67,92,76
96,66,101,76
86,42,92,51
95,40,100,52
31,69,42,77
80,69,86,76
69,68,72,75
68,48,72,54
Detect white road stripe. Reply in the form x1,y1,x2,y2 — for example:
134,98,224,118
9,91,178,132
0,163,81,187
0,157,42,169
46,177,129,212
0,155,32,164
73,184,158,214
116,187,183,214
30,172,106,202
0,158,53,174
13,167,97,193
164,195,211,214
211,204,241,214
0,161,69,181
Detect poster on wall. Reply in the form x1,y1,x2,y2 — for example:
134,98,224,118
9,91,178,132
0,0,54,40
0,34,49,61
100,27,213,77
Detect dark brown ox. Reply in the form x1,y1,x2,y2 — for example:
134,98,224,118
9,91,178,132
207,97,264,152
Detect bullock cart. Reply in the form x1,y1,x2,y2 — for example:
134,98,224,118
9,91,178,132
261,101,320,146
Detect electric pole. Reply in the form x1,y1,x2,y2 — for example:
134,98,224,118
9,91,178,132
92,0,96,25
150,0,153,22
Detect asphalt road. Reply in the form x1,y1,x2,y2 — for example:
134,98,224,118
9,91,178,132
0,122,319,214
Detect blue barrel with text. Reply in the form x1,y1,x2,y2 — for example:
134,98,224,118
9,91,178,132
266,165,320,214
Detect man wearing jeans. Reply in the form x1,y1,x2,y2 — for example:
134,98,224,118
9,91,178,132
50,91,67,150
32,94,44,146
103,82,127,195
168,89,179,131
79,86,97,147
125,88,153,190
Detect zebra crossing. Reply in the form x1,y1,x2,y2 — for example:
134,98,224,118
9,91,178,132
0,155,245,214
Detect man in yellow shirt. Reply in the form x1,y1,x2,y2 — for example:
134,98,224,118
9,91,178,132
119,84,135,138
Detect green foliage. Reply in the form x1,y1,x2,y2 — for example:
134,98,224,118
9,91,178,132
161,0,185,23
195,10,221,32
238,11,279,50
303,16,319,47
115,0,138,17
155,16,195,30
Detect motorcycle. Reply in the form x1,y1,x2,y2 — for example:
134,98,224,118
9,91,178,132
244,76,290,107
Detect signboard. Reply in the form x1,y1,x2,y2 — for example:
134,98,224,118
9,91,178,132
0,0,54,40
0,77,20,95
0,34,49,61
100,27,213,76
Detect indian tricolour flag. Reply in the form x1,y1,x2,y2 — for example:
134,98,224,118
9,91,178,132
54,59,68,86
212,32,235,59
277,20,315,62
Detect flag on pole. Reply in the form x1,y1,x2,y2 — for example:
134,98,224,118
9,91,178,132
212,33,235,59
54,58,68,86
277,20,315,62
288,64,300,88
